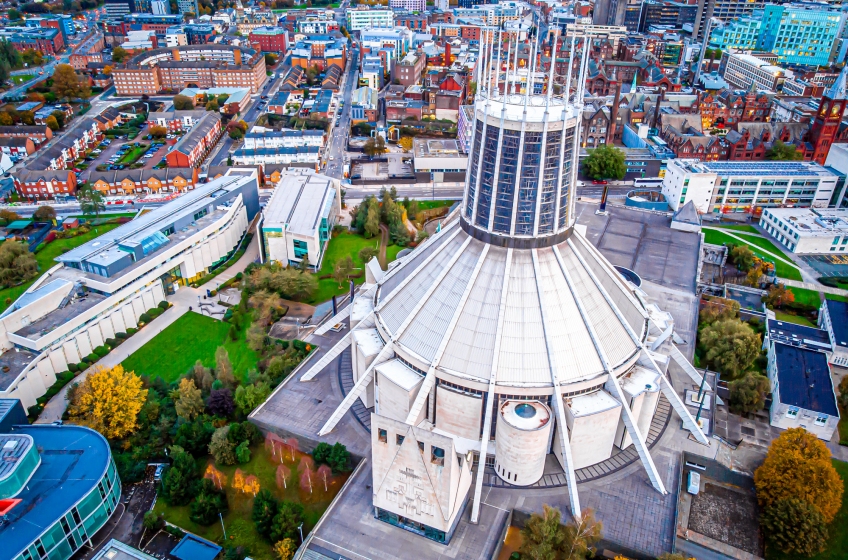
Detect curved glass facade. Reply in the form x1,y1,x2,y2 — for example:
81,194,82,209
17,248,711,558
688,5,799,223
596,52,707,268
14,458,121,560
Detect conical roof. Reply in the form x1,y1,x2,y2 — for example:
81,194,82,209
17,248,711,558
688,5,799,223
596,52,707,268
825,64,848,101
373,219,648,388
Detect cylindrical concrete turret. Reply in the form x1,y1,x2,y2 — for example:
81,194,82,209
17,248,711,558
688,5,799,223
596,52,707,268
495,400,552,486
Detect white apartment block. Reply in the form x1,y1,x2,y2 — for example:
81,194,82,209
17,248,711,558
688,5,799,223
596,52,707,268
0,170,260,409
346,8,394,31
760,208,848,254
242,129,325,150
389,0,426,11
721,52,788,93
165,27,188,47
662,159,838,215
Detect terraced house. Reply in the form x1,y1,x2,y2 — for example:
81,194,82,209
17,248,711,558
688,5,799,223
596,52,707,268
165,112,223,168
88,168,200,195
0,171,260,409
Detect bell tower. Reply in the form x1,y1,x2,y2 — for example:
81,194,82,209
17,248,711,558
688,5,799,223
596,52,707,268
810,66,848,165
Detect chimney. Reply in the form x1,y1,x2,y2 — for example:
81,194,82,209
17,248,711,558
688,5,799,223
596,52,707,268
234,49,242,66
608,81,621,145
444,42,451,66
172,48,180,61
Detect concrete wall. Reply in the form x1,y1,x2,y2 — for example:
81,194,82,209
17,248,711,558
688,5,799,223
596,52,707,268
434,385,482,441
375,369,421,422
564,392,622,469
494,401,552,486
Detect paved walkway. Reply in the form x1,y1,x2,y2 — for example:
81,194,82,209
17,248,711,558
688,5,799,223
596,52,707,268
35,235,260,424
777,278,848,297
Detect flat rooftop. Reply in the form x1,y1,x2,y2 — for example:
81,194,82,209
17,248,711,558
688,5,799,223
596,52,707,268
774,342,838,416
825,298,848,348
767,318,831,351
14,289,106,340
262,170,336,237
764,208,848,237
679,160,837,178
0,347,40,391
414,138,465,159
2,424,111,560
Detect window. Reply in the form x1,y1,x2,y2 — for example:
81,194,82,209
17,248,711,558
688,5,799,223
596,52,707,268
396,434,405,445
60,517,71,535
431,446,444,466
418,441,425,453
36,541,46,558
193,208,208,221
786,407,799,418
71,507,81,525
378,428,387,443
815,415,828,426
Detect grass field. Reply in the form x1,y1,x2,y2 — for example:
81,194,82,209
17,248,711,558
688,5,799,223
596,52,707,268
386,244,404,263
415,200,456,211
766,460,848,560
787,287,822,307
840,410,848,446
0,223,122,313
703,229,803,281
310,233,381,304
121,311,258,383
116,145,148,165
152,445,349,560
774,310,817,328
11,74,34,85
713,224,761,234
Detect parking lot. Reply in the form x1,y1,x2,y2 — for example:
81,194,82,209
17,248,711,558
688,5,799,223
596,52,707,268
79,130,173,182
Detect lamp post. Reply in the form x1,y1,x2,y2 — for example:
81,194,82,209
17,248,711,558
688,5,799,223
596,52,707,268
297,523,304,543
219,512,227,540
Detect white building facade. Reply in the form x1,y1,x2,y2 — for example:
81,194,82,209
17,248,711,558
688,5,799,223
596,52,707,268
346,8,394,32
760,208,848,254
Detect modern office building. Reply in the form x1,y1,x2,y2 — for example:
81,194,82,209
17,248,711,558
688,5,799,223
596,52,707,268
708,16,761,51
389,0,426,11
412,138,468,182
638,0,699,32
0,171,260,409
249,26,288,53
176,0,199,15
112,45,267,95
346,7,394,31
296,34,708,544
662,159,839,215
0,398,122,560
758,3,845,66
152,0,170,14
694,0,766,40
820,298,848,368
760,208,848,254
259,170,340,270
104,0,134,17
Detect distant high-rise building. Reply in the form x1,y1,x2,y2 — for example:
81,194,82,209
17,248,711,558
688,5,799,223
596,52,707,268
694,0,765,40
152,0,170,14
177,0,199,16
758,3,845,66
104,0,134,17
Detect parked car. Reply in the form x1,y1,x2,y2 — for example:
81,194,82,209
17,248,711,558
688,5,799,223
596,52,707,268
592,179,608,185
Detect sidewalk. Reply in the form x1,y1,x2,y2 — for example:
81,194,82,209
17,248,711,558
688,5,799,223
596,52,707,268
35,235,260,424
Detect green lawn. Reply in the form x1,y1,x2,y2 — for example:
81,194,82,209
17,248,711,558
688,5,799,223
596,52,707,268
117,145,148,165
788,287,823,308
121,311,258,383
766,460,848,560
386,244,404,263
839,408,848,446
11,74,34,85
0,223,122,313
773,310,817,328
827,293,848,303
152,444,349,560
703,229,803,281
415,200,456,211
712,224,761,234
310,232,381,304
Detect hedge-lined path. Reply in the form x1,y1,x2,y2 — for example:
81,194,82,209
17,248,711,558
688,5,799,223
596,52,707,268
35,235,261,424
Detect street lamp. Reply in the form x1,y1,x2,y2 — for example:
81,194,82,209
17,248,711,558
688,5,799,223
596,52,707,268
297,523,304,543
219,512,227,540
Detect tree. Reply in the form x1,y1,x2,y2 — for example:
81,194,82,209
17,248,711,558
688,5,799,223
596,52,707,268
763,284,794,308
7,8,21,19
313,441,332,465
103,65,113,76
209,425,237,465
51,64,89,101
274,267,317,301
215,346,235,386
174,378,204,420
150,125,167,138
520,504,566,560
143,511,164,532
206,98,219,112
729,372,770,414
0,240,37,289
18,110,34,126
160,447,198,506
33,205,56,222
766,140,803,161
190,479,228,525
20,48,42,67
78,186,105,218
193,359,214,393
398,136,413,152
760,497,828,557
582,144,626,181
45,115,59,131
234,382,271,414
327,442,350,474
229,127,244,140
276,464,291,489
265,53,278,66
174,416,215,456
365,202,380,238
838,375,848,412
274,538,297,560
560,509,603,560
359,246,378,263
253,489,279,538
269,502,305,543
111,46,129,64
207,387,235,417
67,365,147,439
249,289,284,328
0,112,12,126
204,463,227,490
754,428,844,523
333,255,354,287
728,244,755,270
699,296,740,326
363,135,387,158
173,94,194,110
699,319,761,379
246,323,267,351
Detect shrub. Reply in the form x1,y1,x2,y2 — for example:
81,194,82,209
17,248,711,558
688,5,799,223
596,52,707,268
116,332,128,339
148,307,162,318
93,346,110,358
127,327,138,335
292,340,308,354
158,300,169,310
228,324,238,341
138,312,151,323
235,272,243,280
105,338,118,348
68,363,79,373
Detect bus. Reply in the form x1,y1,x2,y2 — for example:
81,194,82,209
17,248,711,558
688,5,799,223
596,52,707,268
633,178,664,188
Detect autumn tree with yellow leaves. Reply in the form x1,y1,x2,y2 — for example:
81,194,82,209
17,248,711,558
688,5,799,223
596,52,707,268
175,378,204,420
68,365,147,439
274,538,297,560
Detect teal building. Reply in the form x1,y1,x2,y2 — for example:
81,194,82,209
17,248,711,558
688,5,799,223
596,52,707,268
709,17,762,51
758,4,845,66
0,399,121,560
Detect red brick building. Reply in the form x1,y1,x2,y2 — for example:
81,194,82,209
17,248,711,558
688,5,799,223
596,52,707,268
165,113,222,168
248,27,288,53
